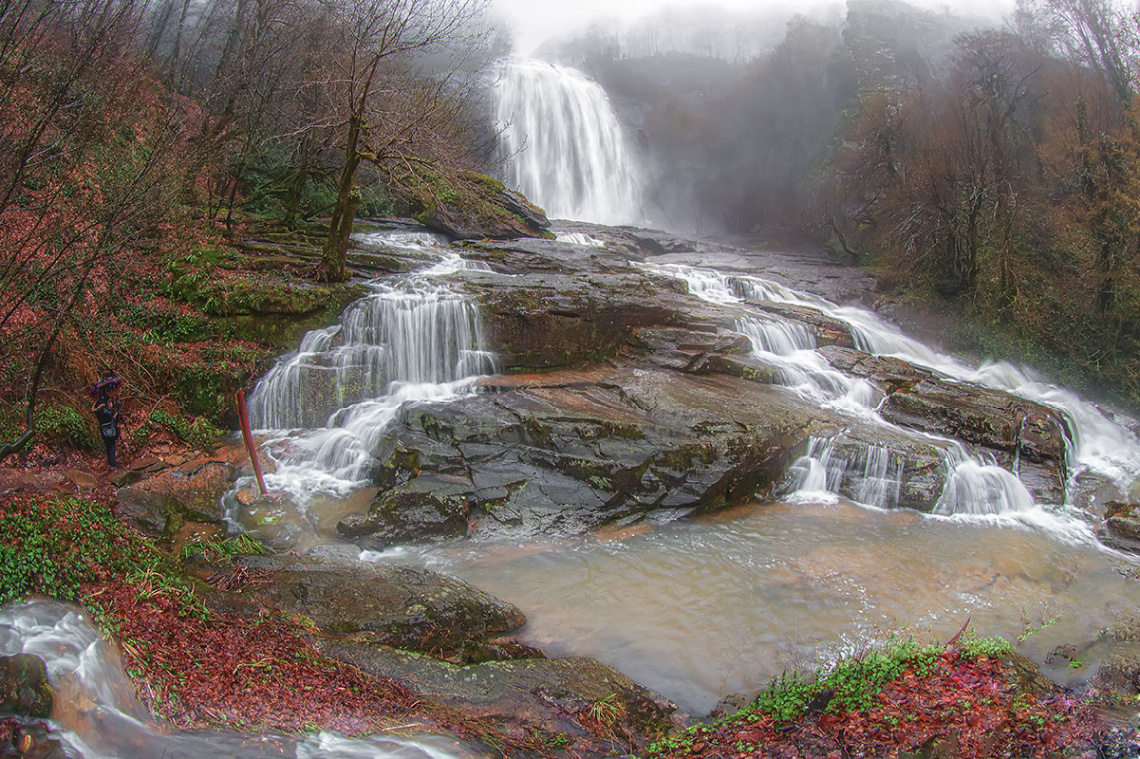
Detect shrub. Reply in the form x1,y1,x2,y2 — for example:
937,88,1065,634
134,409,225,450
36,403,98,450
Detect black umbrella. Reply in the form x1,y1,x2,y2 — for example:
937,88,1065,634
90,376,122,397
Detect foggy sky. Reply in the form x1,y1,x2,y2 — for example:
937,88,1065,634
493,0,1019,54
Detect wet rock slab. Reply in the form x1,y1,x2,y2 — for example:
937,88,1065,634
218,554,525,658
313,638,683,747
339,366,818,543
819,346,1070,463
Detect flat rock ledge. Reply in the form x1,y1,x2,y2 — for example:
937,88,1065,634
195,553,524,661
313,639,684,749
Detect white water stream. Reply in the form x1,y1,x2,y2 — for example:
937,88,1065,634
638,262,1140,526
493,58,643,225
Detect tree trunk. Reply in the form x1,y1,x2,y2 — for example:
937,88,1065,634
283,171,306,230
320,114,363,282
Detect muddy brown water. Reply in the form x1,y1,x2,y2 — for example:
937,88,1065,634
228,493,1140,717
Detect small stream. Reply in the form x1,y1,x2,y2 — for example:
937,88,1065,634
0,601,474,759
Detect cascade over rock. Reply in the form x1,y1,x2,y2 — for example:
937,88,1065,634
818,345,1070,503
308,231,1088,544
246,221,1126,546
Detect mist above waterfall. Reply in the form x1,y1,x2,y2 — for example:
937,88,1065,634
492,0,1015,57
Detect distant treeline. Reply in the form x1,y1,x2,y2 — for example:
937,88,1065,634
580,0,1140,406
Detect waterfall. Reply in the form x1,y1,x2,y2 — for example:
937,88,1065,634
638,263,877,412
555,232,605,247
493,58,642,225
789,437,845,503
246,255,497,502
856,445,904,509
733,316,878,412
642,260,1140,526
789,437,903,509
934,451,1034,517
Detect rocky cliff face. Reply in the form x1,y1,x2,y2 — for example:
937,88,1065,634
305,223,1073,546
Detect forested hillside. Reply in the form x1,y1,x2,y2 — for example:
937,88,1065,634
0,0,502,461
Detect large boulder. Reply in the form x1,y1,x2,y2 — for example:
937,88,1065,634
339,367,818,543
1099,502,1140,554
229,554,525,659
819,346,1069,463
115,454,240,537
391,168,551,241
0,654,52,719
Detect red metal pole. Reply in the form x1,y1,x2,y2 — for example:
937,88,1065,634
235,390,267,496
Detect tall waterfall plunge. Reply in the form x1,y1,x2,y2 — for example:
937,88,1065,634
493,58,643,225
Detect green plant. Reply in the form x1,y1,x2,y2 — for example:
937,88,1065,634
750,670,817,722
823,637,942,713
587,694,624,727
125,560,209,621
1017,605,1059,643
0,496,156,605
36,403,98,450
138,409,225,449
180,534,271,563
959,633,1013,660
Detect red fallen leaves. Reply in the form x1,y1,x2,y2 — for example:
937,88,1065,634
655,650,1099,758
87,580,425,736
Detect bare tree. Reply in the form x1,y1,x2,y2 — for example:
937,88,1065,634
316,0,489,282
1024,0,1131,106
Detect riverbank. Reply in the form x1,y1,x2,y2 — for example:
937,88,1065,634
0,488,1129,757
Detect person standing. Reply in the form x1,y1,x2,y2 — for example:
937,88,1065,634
91,379,122,467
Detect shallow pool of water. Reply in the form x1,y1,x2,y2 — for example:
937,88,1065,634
359,499,1140,716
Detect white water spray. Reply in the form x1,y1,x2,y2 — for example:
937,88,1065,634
788,436,903,509
494,58,642,225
